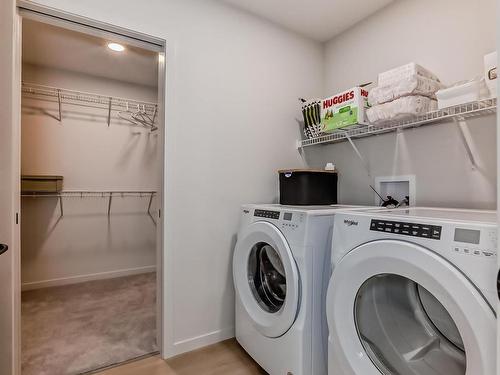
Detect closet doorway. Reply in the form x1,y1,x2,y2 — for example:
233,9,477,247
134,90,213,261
17,7,165,375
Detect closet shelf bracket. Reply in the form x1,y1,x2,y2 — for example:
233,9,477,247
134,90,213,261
107,97,112,127
344,132,371,178
107,195,113,216
59,195,64,218
56,89,62,122
147,193,154,216
454,117,477,170
147,192,156,225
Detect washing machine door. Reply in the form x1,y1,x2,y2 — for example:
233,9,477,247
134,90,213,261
233,221,300,338
326,240,496,375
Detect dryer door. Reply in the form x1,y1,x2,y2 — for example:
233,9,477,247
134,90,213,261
233,221,300,338
326,240,495,375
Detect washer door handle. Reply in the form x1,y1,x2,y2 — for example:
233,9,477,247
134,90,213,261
0,244,8,256
497,268,500,302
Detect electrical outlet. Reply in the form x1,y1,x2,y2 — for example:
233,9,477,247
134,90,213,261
374,175,416,206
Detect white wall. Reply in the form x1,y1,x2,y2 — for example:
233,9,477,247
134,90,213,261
21,64,159,289
25,0,324,356
305,0,497,208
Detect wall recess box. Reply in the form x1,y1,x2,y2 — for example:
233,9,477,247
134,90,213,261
374,175,416,206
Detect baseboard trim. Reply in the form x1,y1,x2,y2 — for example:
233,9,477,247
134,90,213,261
21,265,157,291
171,327,235,356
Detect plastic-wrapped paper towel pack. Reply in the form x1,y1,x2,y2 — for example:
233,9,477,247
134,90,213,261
367,63,441,126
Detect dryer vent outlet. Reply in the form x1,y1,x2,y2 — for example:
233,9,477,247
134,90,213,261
374,175,416,207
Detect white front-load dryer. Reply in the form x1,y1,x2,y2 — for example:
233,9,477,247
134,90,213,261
233,204,377,375
326,207,497,375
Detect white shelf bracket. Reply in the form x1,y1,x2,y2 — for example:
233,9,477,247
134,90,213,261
56,89,62,122
58,195,64,217
344,133,371,177
107,194,113,216
147,192,156,225
455,117,477,170
107,97,112,127
296,140,307,164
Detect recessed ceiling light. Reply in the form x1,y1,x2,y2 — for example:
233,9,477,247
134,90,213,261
107,42,125,52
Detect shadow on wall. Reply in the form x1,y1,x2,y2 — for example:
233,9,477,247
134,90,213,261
222,233,238,332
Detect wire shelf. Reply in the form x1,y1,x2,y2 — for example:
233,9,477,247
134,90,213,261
22,82,159,130
21,190,157,198
21,190,157,220
298,98,497,148
22,83,158,114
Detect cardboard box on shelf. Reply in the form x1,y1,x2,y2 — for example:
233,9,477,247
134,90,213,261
320,87,370,132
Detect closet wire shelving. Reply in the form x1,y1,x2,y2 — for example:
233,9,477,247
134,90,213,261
21,190,157,223
22,82,159,131
297,98,497,172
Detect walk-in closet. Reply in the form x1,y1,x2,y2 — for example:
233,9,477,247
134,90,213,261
20,18,163,375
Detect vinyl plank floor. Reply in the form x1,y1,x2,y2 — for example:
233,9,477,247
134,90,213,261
96,339,266,375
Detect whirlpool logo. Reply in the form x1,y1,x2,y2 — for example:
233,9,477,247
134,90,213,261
344,219,359,227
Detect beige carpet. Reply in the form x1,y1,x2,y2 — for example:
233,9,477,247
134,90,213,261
22,272,158,375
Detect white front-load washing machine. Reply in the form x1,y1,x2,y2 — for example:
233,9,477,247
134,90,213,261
326,207,497,375
233,204,377,375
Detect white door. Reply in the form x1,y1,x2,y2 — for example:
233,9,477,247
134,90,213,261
0,1,20,374
327,240,496,375
233,221,300,338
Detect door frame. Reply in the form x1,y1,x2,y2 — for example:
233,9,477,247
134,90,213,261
12,1,168,372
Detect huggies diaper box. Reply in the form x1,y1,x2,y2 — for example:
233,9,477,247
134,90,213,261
320,87,370,132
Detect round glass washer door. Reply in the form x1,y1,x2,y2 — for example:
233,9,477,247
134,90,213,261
233,221,300,338
248,242,287,313
326,240,496,375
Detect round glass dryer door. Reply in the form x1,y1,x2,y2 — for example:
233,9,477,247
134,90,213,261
248,243,287,313
355,274,466,375
326,240,496,375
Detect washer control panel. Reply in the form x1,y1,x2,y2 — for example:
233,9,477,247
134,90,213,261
370,219,442,240
252,209,303,231
254,209,280,220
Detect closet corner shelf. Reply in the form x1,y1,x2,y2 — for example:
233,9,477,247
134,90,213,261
297,98,497,149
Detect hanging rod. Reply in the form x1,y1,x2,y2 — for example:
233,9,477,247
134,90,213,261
22,82,159,130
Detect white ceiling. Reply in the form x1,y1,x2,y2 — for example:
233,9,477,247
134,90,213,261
22,19,158,87
221,0,395,42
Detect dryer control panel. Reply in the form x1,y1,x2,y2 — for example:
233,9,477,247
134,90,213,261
254,209,280,220
452,227,497,258
370,219,442,240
